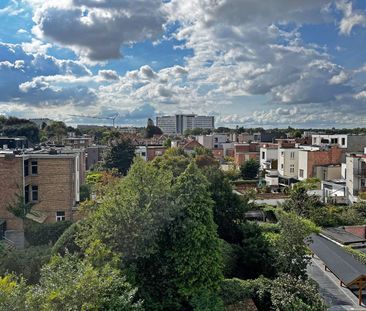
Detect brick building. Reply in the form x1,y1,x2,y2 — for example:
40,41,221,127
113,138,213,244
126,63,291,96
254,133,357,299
298,146,345,180
0,149,85,235
234,143,260,166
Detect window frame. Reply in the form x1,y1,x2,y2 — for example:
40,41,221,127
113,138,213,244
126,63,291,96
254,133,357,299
31,160,38,175
56,211,66,222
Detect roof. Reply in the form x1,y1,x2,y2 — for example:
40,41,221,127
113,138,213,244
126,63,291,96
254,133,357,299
321,227,366,245
306,234,366,286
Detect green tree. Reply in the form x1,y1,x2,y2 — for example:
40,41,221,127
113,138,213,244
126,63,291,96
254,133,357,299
145,125,162,138
282,186,320,219
167,162,223,307
0,274,28,311
103,138,136,175
275,211,319,278
270,274,326,311
0,246,51,284
27,254,142,311
44,121,68,144
240,159,260,179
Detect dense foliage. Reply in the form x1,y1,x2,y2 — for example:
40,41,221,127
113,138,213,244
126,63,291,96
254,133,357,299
240,159,260,179
103,138,136,174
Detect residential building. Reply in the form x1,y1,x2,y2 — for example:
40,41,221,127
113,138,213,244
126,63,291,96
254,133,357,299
146,145,167,161
260,143,278,170
0,148,85,246
86,145,107,170
345,153,366,203
321,180,347,204
182,140,203,155
278,147,299,179
156,114,214,135
312,134,366,152
63,136,93,149
135,146,147,161
233,143,260,166
297,146,344,181
195,134,228,149
0,136,28,150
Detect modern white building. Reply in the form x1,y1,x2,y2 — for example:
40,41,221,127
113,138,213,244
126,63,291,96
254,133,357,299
260,144,278,170
346,153,366,203
312,134,366,152
196,134,228,149
278,147,299,179
156,114,214,135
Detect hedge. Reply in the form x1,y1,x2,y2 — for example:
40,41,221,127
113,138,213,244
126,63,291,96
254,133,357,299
25,220,72,246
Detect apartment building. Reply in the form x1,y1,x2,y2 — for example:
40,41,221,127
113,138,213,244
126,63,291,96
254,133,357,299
346,153,366,203
260,144,278,170
156,114,214,135
312,134,366,152
0,149,85,233
297,146,344,181
196,134,228,149
63,136,93,149
86,145,107,170
278,147,299,179
234,143,260,166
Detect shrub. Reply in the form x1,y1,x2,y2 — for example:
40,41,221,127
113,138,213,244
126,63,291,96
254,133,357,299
0,246,51,284
25,220,72,246
52,221,81,255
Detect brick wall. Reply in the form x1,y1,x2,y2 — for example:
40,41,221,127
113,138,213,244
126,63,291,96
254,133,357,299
307,147,344,178
0,156,24,231
27,157,76,223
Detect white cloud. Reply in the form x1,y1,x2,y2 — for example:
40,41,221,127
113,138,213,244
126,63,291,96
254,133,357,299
336,0,366,35
31,0,168,61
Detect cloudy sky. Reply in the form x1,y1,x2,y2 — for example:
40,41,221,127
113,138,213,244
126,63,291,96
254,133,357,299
1,0,366,128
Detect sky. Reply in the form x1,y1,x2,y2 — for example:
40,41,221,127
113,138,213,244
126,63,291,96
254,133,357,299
1,0,366,128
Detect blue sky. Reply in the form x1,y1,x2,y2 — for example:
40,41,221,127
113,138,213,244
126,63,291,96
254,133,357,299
0,0,366,128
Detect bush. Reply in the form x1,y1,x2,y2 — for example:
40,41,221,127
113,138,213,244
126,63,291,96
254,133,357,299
0,246,51,284
221,240,241,278
220,277,271,309
25,220,72,246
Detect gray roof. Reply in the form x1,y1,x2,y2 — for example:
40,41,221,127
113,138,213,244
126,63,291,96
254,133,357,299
307,234,366,286
322,227,366,245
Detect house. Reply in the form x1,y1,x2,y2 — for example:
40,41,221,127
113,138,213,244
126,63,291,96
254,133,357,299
297,146,344,181
260,143,278,170
312,134,366,153
63,135,93,149
345,152,366,203
182,140,203,155
321,179,347,204
0,148,85,247
86,145,107,170
233,143,260,166
195,134,228,149
146,145,167,161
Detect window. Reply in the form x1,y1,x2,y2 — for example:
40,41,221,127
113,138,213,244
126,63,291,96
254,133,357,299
56,211,65,222
24,160,29,177
24,185,29,204
342,138,346,146
281,151,284,156
31,160,38,175
331,138,338,144
299,169,304,178
141,152,146,157
290,164,295,173
31,185,38,202
281,164,284,169
290,152,295,159
262,151,265,160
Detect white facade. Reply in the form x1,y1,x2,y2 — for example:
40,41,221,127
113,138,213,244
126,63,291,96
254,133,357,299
278,148,299,178
346,155,366,203
260,145,278,170
312,134,347,148
156,114,214,135
196,134,228,149
298,149,309,181
156,116,176,134
135,146,147,161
